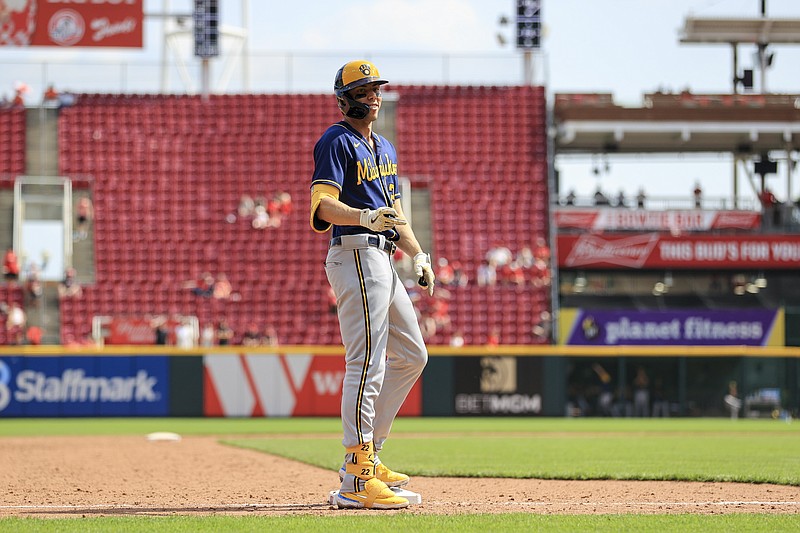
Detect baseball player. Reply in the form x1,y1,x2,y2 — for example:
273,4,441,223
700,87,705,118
310,60,435,509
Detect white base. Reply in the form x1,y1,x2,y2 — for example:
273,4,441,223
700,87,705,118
328,487,422,506
145,432,181,442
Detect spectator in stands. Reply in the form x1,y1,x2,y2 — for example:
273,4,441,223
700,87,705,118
565,189,576,206
75,196,94,241
262,326,279,347
25,325,42,346
200,322,215,347
43,84,59,104
242,322,261,346
266,191,293,228
636,188,646,209
213,273,232,300
184,272,215,297
486,328,500,347
436,257,455,286
533,238,550,262
450,260,468,287
216,319,233,346
58,267,82,299
498,260,525,287
532,310,552,341
615,190,626,208
151,315,169,345
5,301,26,345
516,246,535,269
24,262,43,307
476,259,497,287
11,88,24,108
279,191,293,216
693,182,703,208
175,318,196,349
238,194,255,218
593,186,610,206
486,244,512,267
530,258,551,288
759,187,781,227
449,330,465,348
252,204,269,229
3,248,20,284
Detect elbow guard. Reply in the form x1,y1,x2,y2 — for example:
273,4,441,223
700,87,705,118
310,184,339,233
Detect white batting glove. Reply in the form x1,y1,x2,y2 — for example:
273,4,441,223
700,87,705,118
414,252,435,296
360,207,407,232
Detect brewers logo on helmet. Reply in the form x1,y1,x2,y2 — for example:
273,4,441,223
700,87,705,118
334,60,388,119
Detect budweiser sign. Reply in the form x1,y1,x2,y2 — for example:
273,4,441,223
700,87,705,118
564,233,660,268
105,317,180,345
558,233,800,269
554,208,760,232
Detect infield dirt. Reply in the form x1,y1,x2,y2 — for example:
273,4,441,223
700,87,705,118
2,435,798,517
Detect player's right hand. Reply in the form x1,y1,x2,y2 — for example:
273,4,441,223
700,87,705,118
360,207,407,232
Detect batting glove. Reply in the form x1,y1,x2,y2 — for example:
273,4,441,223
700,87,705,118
360,207,407,232
414,252,436,296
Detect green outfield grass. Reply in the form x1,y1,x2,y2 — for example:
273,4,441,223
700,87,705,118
1,514,800,533
2,417,799,532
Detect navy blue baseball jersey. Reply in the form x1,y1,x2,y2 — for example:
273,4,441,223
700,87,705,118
311,121,400,239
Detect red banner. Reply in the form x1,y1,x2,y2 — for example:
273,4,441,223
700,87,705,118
106,317,179,345
558,233,800,269
554,208,761,232
203,354,423,417
1,0,142,47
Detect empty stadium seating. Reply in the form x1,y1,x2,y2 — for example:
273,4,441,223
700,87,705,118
57,87,550,345
0,108,26,177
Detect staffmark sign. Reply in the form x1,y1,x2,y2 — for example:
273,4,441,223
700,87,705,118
14,368,157,403
0,356,169,416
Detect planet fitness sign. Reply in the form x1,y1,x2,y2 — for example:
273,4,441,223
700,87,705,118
561,308,782,346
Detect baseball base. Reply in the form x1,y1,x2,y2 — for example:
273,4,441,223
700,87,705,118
328,487,422,506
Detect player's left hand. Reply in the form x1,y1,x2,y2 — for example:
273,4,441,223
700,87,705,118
413,252,435,296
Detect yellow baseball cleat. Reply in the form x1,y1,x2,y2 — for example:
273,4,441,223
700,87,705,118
339,461,410,488
375,462,410,488
336,478,409,509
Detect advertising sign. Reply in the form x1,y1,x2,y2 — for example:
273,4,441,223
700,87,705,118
453,356,543,416
104,316,181,345
558,233,800,269
559,308,784,346
203,354,422,417
554,208,760,232
1,0,143,48
0,355,169,416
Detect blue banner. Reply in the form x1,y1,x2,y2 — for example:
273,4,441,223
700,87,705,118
0,356,169,417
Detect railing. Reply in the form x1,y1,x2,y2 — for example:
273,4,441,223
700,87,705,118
0,50,546,101
552,194,760,211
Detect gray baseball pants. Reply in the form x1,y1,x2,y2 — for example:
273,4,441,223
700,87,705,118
324,234,428,453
